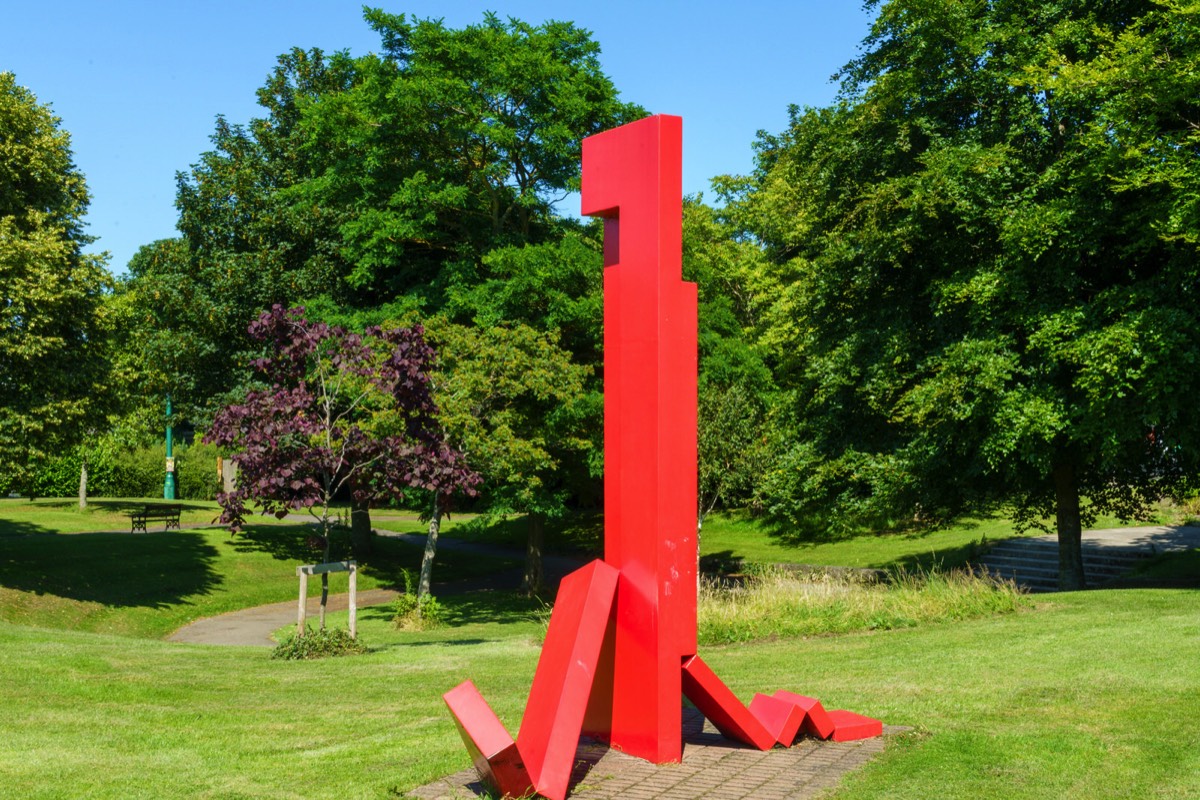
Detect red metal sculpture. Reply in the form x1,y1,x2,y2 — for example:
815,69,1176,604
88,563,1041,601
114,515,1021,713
442,115,882,800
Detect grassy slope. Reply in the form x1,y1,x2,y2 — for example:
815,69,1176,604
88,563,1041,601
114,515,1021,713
3,500,1198,798
2,583,1198,799
0,524,517,639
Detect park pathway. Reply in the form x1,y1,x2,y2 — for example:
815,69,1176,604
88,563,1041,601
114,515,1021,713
978,524,1200,591
167,529,585,647
168,522,1200,645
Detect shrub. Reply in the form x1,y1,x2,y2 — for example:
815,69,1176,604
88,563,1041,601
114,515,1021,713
391,569,446,630
175,441,222,501
697,565,1030,645
102,444,166,498
271,626,367,660
392,592,447,631
27,440,225,500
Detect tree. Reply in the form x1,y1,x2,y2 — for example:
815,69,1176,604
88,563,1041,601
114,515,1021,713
141,11,642,424
744,0,1200,588
0,72,112,492
426,319,592,594
306,9,644,297
682,198,779,527
205,306,477,627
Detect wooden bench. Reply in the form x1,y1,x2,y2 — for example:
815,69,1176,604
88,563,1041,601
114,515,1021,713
129,504,182,533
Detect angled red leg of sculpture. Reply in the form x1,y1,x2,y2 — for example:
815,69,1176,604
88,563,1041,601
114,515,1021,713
517,560,620,800
827,709,885,741
442,681,530,798
680,655,776,750
582,114,698,763
444,560,619,800
773,690,837,740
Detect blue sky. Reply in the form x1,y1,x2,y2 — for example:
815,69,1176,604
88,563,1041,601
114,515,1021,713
2,1,875,274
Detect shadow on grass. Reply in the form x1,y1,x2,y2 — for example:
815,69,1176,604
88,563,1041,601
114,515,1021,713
1107,549,1200,590
357,589,544,628
452,512,603,557
0,529,221,607
226,523,330,563
0,519,56,536
757,508,1009,547
226,524,522,592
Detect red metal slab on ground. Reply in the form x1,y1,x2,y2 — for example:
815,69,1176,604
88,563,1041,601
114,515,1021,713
516,560,620,800
582,113,698,764
748,692,806,747
827,709,884,742
773,690,837,740
443,681,531,798
680,655,776,751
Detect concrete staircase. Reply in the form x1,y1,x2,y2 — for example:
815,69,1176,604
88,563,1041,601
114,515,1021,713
977,538,1151,593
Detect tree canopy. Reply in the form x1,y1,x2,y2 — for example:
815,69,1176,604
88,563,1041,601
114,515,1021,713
205,305,476,528
118,10,642,427
0,72,112,491
741,0,1200,587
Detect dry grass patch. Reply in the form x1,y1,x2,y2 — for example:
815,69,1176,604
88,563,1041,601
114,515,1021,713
698,565,1031,645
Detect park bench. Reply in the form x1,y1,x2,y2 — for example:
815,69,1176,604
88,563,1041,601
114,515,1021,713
129,504,182,533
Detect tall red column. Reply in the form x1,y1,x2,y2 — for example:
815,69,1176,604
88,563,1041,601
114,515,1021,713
581,114,697,763
440,113,882,800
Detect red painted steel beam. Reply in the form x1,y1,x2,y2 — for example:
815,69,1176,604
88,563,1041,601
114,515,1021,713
748,693,806,747
827,709,885,742
443,681,531,799
582,114,698,764
773,690,837,740
680,655,776,751
516,560,620,800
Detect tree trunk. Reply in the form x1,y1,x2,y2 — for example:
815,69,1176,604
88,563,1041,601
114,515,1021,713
350,500,373,558
523,513,545,595
1053,462,1087,591
418,497,442,617
320,527,331,630
78,457,88,510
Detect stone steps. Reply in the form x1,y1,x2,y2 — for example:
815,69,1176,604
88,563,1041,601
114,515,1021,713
976,539,1151,593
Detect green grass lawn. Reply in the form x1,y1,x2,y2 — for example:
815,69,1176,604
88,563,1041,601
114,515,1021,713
0,497,228,534
2,577,1198,799
0,522,518,639
3,497,1198,798
0,497,437,536
370,510,604,556
697,504,1191,572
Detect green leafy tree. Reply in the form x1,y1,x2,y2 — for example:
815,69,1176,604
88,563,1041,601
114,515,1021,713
425,320,592,594
682,198,779,526
0,72,112,492
314,9,643,297
744,0,1200,588
137,11,641,427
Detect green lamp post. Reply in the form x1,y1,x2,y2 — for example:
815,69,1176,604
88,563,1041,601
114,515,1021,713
164,394,177,500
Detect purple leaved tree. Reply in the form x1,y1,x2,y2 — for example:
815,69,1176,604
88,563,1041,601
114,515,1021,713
205,305,478,631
